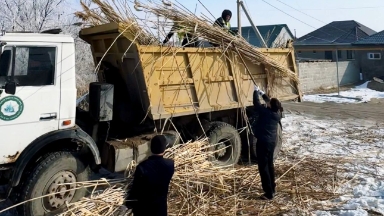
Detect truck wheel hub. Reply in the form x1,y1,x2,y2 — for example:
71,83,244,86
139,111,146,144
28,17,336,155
216,142,227,157
46,171,76,209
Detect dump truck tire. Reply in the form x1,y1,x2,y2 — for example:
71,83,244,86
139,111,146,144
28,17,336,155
274,123,283,159
251,123,283,161
16,151,91,216
163,130,181,147
206,122,242,166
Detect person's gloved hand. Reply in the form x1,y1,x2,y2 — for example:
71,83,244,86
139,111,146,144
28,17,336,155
162,39,168,45
254,85,265,96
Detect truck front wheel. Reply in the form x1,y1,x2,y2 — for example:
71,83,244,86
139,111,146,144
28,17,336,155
16,151,91,216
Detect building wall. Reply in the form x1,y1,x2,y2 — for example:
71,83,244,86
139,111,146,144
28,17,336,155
298,61,361,92
355,50,384,80
272,28,293,48
295,47,356,61
296,50,326,60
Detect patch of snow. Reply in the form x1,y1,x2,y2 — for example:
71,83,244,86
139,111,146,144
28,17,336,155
282,113,384,215
303,81,384,103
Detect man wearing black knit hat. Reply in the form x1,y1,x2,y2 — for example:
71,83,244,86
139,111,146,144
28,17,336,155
210,9,236,47
125,135,175,216
214,9,233,31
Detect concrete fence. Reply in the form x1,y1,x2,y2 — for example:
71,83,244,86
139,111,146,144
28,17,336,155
298,61,361,92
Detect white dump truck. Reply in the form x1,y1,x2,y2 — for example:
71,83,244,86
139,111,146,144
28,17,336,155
0,22,300,215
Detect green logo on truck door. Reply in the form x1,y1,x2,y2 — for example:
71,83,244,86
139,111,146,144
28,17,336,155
0,96,24,121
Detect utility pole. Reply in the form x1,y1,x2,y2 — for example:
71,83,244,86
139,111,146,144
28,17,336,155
335,49,340,95
237,0,241,36
238,0,267,48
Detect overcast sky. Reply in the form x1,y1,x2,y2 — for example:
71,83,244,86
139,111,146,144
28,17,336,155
69,0,384,38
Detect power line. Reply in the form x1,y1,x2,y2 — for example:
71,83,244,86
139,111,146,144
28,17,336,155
260,0,337,43
261,0,318,30
275,0,349,35
253,6,384,12
268,6,384,11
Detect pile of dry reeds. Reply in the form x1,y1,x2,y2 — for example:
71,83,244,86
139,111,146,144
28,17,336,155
75,0,158,45
76,0,299,86
56,139,350,216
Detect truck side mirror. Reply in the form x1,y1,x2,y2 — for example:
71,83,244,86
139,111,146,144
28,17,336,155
5,81,16,95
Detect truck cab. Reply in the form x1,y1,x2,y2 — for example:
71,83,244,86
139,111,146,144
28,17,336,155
0,31,100,216
0,32,77,163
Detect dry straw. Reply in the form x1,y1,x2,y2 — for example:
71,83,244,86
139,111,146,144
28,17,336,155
75,0,158,45
54,139,349,216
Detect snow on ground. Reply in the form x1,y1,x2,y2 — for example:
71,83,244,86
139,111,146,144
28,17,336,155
282,114,384,215
303,81,384,103
1,113,383,215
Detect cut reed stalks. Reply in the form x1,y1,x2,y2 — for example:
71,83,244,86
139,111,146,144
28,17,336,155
56,139,350,216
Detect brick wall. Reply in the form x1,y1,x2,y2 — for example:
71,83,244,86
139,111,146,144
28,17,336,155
298,61,361,92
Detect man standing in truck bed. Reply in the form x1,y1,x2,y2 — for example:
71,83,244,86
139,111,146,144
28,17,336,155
125,135,175,216
214,9,233,33
210,9,236,47
162,23,199,47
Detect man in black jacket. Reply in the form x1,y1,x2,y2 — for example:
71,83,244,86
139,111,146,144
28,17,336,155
210,9,236,47
252,85,283,200
125,135,175,216
214,9,232,31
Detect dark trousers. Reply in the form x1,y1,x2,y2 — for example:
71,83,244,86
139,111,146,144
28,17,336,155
256,140,276,198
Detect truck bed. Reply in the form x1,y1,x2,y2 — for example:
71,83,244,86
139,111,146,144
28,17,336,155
80,22,301,121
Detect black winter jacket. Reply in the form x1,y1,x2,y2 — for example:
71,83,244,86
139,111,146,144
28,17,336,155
126,155,175,216
252,91,282,143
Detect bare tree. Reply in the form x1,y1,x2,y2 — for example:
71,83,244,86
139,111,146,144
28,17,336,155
0,0,66,31
0,0,96,97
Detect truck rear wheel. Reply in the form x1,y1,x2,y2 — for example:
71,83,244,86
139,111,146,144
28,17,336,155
163,130,181,147
206,122,241,166
16,151,91,216
251,123,283,161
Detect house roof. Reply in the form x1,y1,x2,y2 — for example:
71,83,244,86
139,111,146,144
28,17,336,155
353,30,384,45
231,24,294,47
294,20,376,46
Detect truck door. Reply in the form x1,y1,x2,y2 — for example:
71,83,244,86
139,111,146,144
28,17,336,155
0,43,61,164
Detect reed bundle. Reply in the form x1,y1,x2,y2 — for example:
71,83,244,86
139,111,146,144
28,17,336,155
75,0,158,45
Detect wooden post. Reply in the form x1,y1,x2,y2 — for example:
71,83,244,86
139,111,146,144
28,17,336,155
335,49,340,96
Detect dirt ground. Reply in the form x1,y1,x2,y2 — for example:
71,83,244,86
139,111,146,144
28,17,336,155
282,99,384,123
